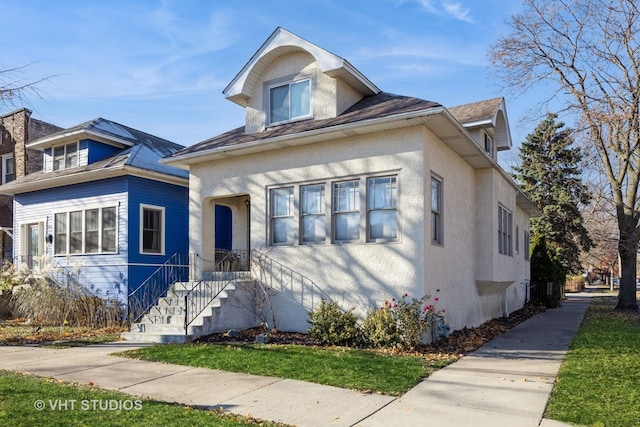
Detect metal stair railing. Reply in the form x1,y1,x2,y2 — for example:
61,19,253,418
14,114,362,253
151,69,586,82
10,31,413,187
251,250,333,312
184,249,250,334
127,253,195,325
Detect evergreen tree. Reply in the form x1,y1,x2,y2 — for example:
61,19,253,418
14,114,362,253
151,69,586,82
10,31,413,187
512,113,593,277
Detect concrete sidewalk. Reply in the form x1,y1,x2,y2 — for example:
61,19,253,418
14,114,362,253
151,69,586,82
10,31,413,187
0,294,591,426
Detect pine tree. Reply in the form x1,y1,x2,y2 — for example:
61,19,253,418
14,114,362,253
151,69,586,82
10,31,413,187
512,113,593,276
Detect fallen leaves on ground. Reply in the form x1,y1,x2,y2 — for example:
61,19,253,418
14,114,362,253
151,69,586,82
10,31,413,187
0,319,126,345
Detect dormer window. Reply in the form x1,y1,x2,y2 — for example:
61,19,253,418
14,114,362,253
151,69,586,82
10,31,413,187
269,78,311,125
484,132,493,156
53,142,78,171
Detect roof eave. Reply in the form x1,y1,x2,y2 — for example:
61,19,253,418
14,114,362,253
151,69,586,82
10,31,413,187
28,128,135,150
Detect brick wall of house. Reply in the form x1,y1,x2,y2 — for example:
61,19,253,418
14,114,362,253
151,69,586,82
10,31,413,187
0,109,61,260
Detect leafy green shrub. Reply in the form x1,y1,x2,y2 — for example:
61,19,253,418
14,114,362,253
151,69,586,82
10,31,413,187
307,299,361,346
362,294,443,350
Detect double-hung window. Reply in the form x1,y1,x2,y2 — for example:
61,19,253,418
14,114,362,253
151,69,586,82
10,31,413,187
53,142,78,171
269,79,311,124
431,175,443,245
301,184,326,243
270,188,295,245
141,205,164,254
333,181,360,242
54,206,117,255
498,205,513,256
367,176,397,240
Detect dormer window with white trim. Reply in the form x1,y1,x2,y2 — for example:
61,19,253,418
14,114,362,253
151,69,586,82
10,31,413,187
269,78,311,125
53,142,78,171
2,154,14,184
484,132,493,156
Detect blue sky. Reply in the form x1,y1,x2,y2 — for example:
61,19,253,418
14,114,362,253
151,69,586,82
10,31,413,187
2,0,537,154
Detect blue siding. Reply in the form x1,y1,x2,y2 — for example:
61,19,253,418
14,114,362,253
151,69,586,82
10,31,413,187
14,175,189,299
126,176,189,291
15,176,127,203
86,139,121,164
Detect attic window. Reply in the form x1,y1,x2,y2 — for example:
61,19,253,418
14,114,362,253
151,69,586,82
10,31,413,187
484,133,493,155
53,142,78,171
269,79,311,125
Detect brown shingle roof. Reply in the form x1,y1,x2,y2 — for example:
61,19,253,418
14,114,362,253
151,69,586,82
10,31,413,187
448,97,504,125
167,92,441,158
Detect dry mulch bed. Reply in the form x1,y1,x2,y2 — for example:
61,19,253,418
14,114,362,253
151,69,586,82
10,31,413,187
196,302,547,358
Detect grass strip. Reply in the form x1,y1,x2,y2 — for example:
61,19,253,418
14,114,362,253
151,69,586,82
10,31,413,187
0,370,286,426
545,296,640,427
121,343,455,396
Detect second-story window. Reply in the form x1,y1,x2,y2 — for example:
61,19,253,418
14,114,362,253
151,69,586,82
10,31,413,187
53,142,78,171
2,154,14,184
269,79,311,125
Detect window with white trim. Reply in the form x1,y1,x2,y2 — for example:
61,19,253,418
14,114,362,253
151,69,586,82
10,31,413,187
269,79,311,125
431,175,443,245
54,206,117,255
53,142,78,171
498,205,513,256
484,132,493,155
368,176,397,240
2,154,14,184
140,205,164,254
524,230,531,261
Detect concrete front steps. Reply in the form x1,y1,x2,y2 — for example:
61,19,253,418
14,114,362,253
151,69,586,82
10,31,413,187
121,274,258,344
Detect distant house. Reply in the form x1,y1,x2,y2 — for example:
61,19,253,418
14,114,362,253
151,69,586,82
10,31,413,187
161,27,538,334
0,109,61,261
0,118,189,303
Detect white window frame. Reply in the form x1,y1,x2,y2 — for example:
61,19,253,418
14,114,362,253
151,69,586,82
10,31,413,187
53,206,118,255
431,174,444,246
484,132,493,156
524,230,531,261
52,142,79,171
267,76,313,126
332,180,361,243
2,153,14,184
140,204,165,255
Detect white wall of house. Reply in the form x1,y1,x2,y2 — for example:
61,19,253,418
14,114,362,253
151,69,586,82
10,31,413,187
188,122,531,332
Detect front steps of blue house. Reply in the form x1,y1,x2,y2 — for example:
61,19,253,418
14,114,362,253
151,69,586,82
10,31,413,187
121,273,259,344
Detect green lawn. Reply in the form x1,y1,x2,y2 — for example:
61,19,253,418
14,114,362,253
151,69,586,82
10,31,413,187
121,343,456,396
545,296,640,427
0,370,286,426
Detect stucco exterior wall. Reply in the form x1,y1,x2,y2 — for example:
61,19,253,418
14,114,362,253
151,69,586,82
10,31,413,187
190,126,427,328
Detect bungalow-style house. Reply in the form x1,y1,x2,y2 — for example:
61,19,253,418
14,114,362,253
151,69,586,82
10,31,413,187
156,27,538,338
0,109,62,261
0,118,190,305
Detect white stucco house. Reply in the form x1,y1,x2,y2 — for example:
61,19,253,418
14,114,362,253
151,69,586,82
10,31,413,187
162,27,538,335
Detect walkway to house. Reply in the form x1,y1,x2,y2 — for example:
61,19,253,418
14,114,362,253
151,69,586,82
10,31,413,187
0,294,592,427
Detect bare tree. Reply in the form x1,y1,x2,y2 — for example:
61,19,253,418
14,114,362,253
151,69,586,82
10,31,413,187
0,63,50,110
491,0,640,310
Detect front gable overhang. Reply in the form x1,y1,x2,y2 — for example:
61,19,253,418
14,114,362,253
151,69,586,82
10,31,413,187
223,27,380,107
27,128,135,151
0,165,188,196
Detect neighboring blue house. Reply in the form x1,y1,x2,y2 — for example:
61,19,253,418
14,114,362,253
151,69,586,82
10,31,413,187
0,118,190,304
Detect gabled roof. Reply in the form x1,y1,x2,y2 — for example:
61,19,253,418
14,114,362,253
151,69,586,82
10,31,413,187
223,27,380,106
448,97,512,150
0,118,188,195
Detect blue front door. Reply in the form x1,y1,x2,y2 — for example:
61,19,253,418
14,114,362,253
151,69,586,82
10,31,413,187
215,205,232,250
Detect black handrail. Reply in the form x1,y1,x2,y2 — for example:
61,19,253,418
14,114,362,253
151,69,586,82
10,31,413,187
183,250,250,334
127,253,195,324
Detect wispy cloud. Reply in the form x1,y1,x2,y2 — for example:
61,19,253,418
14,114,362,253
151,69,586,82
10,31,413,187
416,0,475,23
